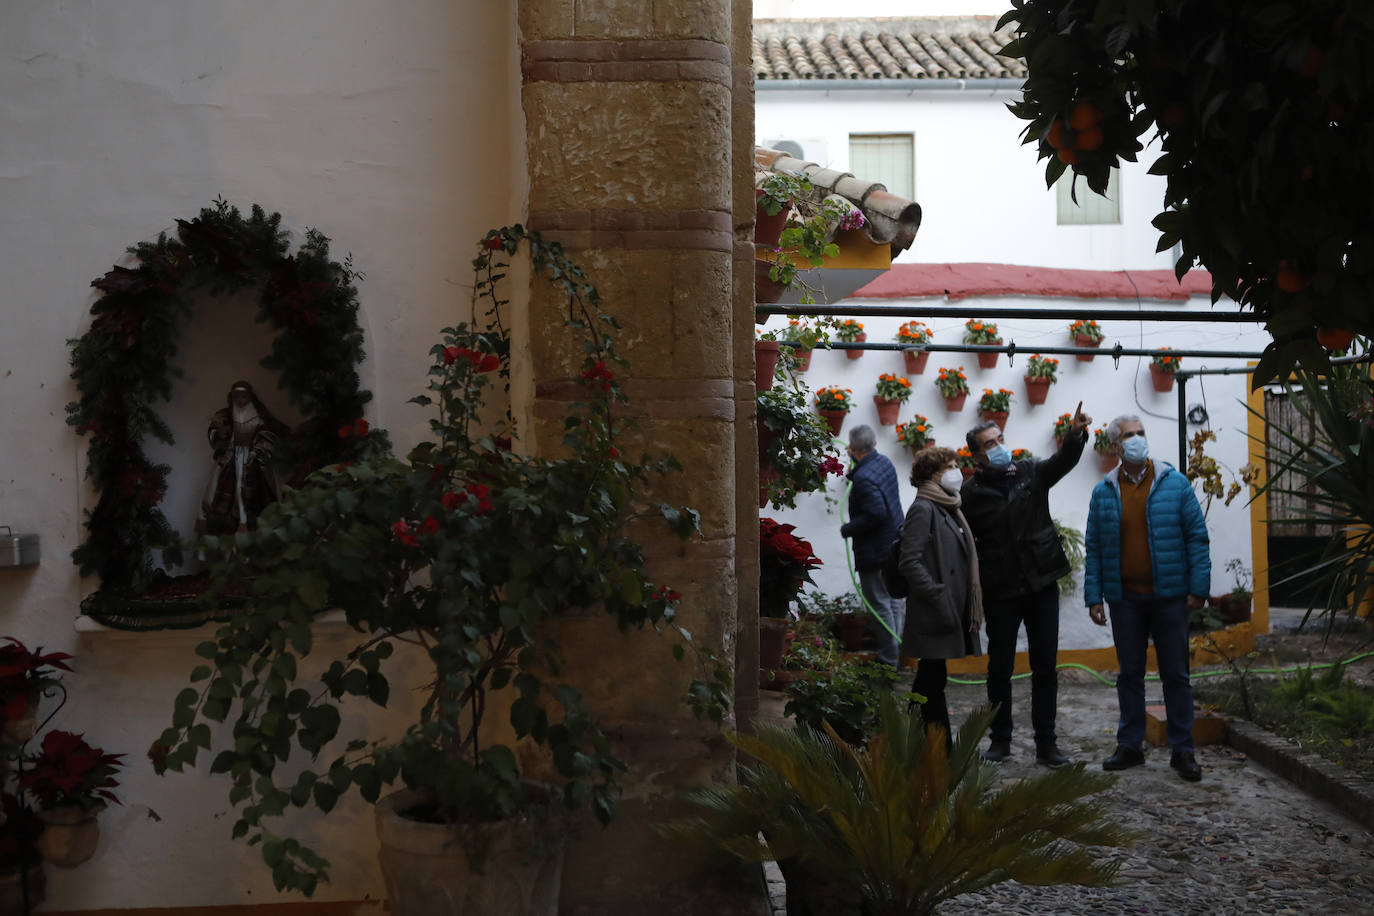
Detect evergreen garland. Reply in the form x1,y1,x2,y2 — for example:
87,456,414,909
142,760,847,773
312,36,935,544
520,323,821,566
67,199,376,607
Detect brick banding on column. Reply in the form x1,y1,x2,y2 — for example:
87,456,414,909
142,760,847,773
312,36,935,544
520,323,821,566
523,39,731,85
529,208,733,251
534,379,736,421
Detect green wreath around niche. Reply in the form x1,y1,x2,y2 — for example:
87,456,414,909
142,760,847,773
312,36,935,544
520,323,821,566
67,199,378,628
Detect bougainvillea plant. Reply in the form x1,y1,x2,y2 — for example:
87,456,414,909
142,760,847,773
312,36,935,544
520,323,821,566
149,227,729,896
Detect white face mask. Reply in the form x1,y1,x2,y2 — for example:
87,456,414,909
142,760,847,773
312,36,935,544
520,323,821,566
938,468,964,494
1121,435,1149,464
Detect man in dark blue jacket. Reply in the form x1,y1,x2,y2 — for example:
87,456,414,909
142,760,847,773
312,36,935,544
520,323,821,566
840,425,905,668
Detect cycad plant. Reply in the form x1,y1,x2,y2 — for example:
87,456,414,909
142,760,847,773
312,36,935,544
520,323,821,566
666,694,1131,916
1249,360,1374,631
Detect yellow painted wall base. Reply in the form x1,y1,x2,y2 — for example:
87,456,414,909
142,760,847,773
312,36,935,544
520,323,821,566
1146,705,1227,746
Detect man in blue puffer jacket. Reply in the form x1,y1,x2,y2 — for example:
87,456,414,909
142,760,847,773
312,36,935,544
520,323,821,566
840,425,905,667
1086,414,1210,782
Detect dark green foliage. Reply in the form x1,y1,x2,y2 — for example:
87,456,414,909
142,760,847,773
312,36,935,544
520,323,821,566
67,199,377,595
1000,1,1374,384
783,658,904,747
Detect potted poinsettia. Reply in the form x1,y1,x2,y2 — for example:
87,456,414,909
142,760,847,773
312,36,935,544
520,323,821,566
978,388,1014,429
149,228,727,910
895,320,934,375
935,366,971,412
1150,348,1182,392
834,320,866,361
758,518,824,674
873,373,913,426
814,386,855,436
963,319,1003,369
896,414,934,452
1069,318,1105,360
1023,354,1059,405
22,730,124,868
0,639,72,750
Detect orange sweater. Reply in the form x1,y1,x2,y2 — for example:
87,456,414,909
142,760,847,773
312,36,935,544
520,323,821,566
1119,463,1154,594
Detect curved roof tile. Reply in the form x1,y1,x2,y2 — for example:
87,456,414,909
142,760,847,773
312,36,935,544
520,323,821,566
754,17,1025,81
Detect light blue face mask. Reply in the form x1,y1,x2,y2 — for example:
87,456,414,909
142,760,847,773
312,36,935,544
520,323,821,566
985,443,1012,469
1121,435,1149,464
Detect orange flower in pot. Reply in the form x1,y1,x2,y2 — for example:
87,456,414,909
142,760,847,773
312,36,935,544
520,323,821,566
873,373,913,426
1023,354,1059,405
935,366,970,411
963,319,1002,369
896,320,933,374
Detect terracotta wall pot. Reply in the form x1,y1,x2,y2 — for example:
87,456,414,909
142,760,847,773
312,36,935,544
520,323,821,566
817,409,848,437
755,189,789,249
981,409,1009,431
376,787,566,916
1024,376,1052,405
754,260,786,305
873,396,902,426
902,350,930,375
790,347,813,373
755,340,782,391
976,340,1002,369
1212,594,1253,624
1149,364,1176,392
1098,451,1118,473
960,465,976,481
844,333,866,360
37,802,104,868
943,393,967,412
1074,334,1102,361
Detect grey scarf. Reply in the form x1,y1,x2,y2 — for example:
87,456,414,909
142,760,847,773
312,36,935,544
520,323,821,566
915,479,984,633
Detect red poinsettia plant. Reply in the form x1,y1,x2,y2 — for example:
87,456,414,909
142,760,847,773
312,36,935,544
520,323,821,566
0,637,72,724
20,730,124,812
759,518,822,617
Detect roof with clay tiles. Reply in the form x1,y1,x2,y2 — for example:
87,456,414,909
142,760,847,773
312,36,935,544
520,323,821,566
752,17,1024,81
755,146,923,257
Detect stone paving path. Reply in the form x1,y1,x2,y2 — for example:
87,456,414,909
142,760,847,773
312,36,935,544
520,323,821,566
763,664,1374,915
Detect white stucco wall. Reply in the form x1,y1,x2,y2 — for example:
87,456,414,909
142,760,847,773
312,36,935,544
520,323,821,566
756,82,1270,653
0,1,523,908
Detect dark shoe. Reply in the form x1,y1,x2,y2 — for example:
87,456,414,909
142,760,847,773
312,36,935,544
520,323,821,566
1035,743,1071,769
1171,750,1202,782
981,739,1012,763
1102,746,1146,770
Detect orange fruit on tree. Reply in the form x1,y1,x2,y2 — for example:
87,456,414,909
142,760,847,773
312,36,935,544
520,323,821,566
1056,147,1079,165
1046,119,1064,149
1074,126,1104,152
1068,101,1103,131
1275,261,1308,293
1316,327,1356,350
1160,102,1189,129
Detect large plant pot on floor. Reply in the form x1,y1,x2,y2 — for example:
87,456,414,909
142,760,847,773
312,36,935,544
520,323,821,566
376,787,566,916
37,802,105,867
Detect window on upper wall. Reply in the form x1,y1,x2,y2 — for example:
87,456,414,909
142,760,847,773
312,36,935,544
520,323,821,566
1056,168,1121,224
848,134,914,201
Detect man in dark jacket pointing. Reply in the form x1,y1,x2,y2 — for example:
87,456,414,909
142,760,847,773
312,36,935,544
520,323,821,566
963,403,1091,767
840,425,905,668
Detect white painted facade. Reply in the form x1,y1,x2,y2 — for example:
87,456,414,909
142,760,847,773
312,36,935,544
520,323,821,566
756,82,1272,652
0,2,522,908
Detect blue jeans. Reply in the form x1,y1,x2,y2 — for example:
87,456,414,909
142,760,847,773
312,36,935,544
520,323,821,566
984,584,1060,745
1109,592,1194,752
857,569,904,668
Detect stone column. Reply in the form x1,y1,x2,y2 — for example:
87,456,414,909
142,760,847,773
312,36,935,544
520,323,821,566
519,3,759,913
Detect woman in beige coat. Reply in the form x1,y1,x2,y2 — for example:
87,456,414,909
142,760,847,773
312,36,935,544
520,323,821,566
898,446,984,749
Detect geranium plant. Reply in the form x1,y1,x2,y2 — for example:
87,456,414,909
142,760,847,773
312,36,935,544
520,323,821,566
781,318,828,351
935,367,970,398
978,388,1014,413
1069,319,1104,343
757,171,867,305
956,446,977,469
20,730,124,812
1053,413,1076,439
1094,427,1113,453
875,373,913,403
759,518,823,618
814,387,855,412
0,638,72,726
963,319,1000,345
1012,448,1034,462
1151,348,1182,374
896,416,934,451
148,227,728,896
759,380,846,510
835,320,865,343
896,321,933,345
1025,354,1060,382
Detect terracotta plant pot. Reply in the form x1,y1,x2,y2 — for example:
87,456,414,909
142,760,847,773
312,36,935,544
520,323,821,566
1024,376,1052,405
1149,363,1176,392
981,409,1009,431
1098,451,1118,473
1074,334,1102,362
1213,594,1253,624
817,409,847,437
37,802,104,868
790,347,813,373
755,340,782,391
902,350,930,375
376,787,565,916
833,613,871,651
759,616,790,671
960,466,976,481
754,259,786,305
844,332,866,360
755,189,789,250
873,396,902,426
943,393,967,412
976,340,1003,369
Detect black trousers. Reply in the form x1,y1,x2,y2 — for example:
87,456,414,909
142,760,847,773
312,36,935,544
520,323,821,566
912,657,951,747
984,583,1061,745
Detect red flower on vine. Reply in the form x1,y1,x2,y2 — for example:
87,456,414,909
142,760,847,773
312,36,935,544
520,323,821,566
418,516,440,536
819,455,845,477
391,520,419,547
580,360,615,392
